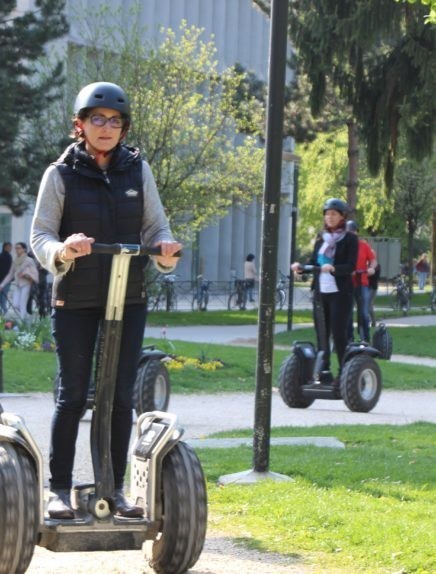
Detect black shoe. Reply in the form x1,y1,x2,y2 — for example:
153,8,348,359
113,489,144,518
48,489,74,519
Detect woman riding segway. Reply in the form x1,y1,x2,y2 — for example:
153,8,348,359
279,198,383,413
292,198,357,385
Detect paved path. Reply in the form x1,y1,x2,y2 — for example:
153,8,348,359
1,314,435,574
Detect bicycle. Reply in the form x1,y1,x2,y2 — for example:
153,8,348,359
390,274,410,315
228,279,248,310
191,275,210,311
149,274,178,311
275,271,287,310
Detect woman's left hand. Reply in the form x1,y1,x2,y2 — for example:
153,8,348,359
154,240,183,268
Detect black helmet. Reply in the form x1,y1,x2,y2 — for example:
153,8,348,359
74,82,131,118
323,198,349,216
346,220,359,232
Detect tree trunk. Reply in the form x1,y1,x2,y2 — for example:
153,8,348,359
346,119,359,217
407,223,415,293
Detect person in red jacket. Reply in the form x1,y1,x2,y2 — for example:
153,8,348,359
346,221,378,342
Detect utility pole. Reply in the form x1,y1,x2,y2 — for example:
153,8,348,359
219,0,291,484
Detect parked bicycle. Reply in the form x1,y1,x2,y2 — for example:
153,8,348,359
275,271,288,310
192,275,210,311
149,274,178,311
390,274,410,315
228,279,248,311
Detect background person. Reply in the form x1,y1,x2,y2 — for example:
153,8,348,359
0,242,39,320
244,253,257,303
31,82,181,520
415,254,430,290
0,242,12,314
291,198,358,385
346,220,378,343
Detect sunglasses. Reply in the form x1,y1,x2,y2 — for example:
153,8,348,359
89,114,124,129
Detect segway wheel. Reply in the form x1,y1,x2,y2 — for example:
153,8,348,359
371,324,393,360
340,355,382,413
148,442,207,574
0,442,39,574
133,359,170,416
278,354,315,409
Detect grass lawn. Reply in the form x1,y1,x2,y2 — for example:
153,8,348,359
199,423,436,573
2,332,435,393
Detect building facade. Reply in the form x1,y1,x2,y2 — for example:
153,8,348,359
5,0,296,282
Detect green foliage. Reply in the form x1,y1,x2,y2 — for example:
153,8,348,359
397,0,436,23
0,0,68,213
295,127,391,251
50,3,265,240
200,423,436,573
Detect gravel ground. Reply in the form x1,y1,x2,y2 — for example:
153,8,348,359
27,532,313,574
2,388,435,573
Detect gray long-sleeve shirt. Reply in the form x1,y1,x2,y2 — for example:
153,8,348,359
31,160,175,276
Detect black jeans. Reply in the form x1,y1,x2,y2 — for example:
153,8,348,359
314,291,353,373
50,304,147,490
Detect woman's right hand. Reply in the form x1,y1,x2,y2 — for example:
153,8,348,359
57,233,95,263
291,262,302,273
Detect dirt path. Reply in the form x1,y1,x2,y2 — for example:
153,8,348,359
28,530,312,573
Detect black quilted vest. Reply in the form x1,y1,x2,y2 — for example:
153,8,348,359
52,142,146,309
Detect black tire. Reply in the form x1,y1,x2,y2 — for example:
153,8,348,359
390,289,400,311
278,354,314,409
133,360,170,416
0,442,39,574
340,354,382,413
371,326,393,360
148,442,207,574
53,374,89,419
401,290,410,315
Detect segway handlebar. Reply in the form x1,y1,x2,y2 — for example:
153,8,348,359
91,243,181,257
295,264,320,274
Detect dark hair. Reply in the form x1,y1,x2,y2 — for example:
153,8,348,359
246,253,255,262
16,242,27,251
2,242,11,251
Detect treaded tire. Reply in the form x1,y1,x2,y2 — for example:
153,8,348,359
0,442,39,574
133,360,170,416
340,355,382,413
278,354,314,409
371,325,393,360
148,442,207,574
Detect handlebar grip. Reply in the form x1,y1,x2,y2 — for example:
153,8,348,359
91,243,181,257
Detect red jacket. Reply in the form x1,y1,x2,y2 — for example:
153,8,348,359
352,240,376,287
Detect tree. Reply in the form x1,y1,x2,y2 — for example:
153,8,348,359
396,0,436,24
255,0,436,194
0,0,68,214
392,159,434,290
44,4,265,239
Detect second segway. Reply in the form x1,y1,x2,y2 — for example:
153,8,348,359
279,265,383,413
